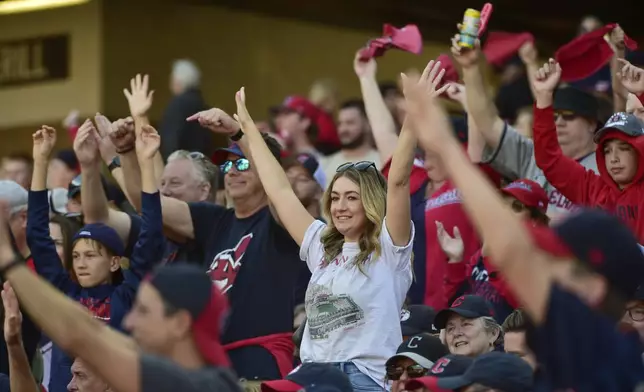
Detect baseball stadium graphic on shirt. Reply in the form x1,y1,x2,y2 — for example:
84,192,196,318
207,233,253,293
305,283,365,339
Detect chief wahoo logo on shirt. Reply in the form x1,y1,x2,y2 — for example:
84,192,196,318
208,233,253,293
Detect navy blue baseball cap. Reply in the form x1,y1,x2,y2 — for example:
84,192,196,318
148,264,230,367
433,295,493,330
261,363,352,392
73,223,125,256
401,304,437,335
404,354,473,390
594,112,644,143
212,144,246,165
531,209,644,300
406,352,532,392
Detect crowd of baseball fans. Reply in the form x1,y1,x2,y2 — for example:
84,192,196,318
0,11,644,392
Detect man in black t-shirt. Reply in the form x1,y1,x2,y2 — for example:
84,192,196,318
0,258,241,392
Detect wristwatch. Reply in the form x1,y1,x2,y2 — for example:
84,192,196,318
108,156,121,172
230,129,244,142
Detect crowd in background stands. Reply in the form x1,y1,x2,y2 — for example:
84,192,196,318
0,12,644,392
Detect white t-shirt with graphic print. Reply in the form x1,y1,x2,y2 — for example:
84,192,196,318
299,219,414,387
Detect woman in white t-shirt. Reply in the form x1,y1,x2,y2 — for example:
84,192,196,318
229,69,431,389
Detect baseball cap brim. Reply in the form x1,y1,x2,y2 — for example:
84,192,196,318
434,375,473,390
192,286,230,367
212,145,245,165
261,379,302,392
405,376,452,392
401,324,423,337
386,352,434,369
433,309,481,330
593,126,639,143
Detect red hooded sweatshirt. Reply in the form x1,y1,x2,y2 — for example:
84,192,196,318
533,105,644,240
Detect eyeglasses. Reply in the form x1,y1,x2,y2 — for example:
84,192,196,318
220,158,250,174
336,161,377,173
554,111,577,122
386,364,427,380
627,307,644,322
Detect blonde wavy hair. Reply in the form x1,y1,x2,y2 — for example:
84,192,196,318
320,165,387,273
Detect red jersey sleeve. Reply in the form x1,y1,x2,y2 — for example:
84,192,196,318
532,105,605,205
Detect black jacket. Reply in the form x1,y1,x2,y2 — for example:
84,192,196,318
160,88,213,160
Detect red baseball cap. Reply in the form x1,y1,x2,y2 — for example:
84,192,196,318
274,96,321,123
501,179,548,213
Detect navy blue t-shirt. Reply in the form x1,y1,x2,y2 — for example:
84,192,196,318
407,181,429,304
189,203,304,380
529,284,644,391
466,253,514,324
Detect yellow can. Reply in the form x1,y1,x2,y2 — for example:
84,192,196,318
458,8,481,49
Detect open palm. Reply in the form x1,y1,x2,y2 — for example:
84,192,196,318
2,282,22,345
436,221,464,262
124,74,154,118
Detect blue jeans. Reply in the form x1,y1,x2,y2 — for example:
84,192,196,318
331,362,385,392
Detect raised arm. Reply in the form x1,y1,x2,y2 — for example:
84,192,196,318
233,88,314,245
518,41,540,101
28,125,76,293
608,26,628,113
618,59,644,107
402,71,551,323
531,59,605,205
1,247,141,392
354,52,400,164
452,37,505,150
123,125,166,281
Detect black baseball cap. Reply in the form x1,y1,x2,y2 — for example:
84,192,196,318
407,351,533,392
386,333,449,369
147,264,230,367
532,209,644,301
433,295,493,330
593,112,644,143
401,305,437,336
212,139,282,166
261,363,352,392
553,86,599,120
403,354,473,390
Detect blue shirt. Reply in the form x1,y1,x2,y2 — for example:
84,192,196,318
27,190,163,392
529,284,644,391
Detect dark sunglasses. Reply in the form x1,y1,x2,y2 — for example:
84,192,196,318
627,307,644,322
220,158,250,174
554,111,577,122
336,161,377,173
386,364,427,381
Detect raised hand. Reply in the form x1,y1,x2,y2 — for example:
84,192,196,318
436,221,464,263
353,50,377,79
532,59,562,104
32,125,57,162
136,124,161,161
2,281,22,346
609,25,625,51
518,41,538,65
123,74,154,118
618,59,644,96
234,87,254,129
451,32,480,68
73,119,100,166
94,113,118,164
108,117,136,154
187,108,239,137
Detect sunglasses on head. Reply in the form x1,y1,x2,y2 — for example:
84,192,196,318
336,161,377,173
220,158,250,174
554,111,577,122
386,364,427,381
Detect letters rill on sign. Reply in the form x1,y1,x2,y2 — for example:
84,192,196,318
0,35,69,87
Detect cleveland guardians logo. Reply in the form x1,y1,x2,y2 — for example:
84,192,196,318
208,233,253,293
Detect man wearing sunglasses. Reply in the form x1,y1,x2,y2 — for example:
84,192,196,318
386,334,449,392
453,40,600,221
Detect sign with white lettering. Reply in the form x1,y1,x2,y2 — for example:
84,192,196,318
0,34,69,87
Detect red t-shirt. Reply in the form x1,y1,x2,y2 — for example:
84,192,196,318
423,181,481,309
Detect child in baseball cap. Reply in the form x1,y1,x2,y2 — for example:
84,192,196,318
72,223,125,287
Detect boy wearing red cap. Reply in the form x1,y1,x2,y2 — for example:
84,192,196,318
531,59,644,241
